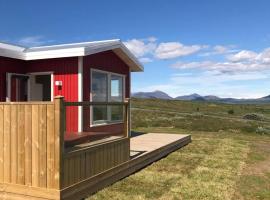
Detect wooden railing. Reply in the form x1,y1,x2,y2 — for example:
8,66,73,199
0,96,64,191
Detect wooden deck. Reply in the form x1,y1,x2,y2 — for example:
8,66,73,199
63,133,191,200
131,133,190,157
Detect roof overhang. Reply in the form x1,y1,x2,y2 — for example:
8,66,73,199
0,39,144,72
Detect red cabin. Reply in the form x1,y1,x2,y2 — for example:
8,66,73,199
0,40,143,142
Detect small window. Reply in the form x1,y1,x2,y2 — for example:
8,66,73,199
110,75,123,102
91,70,125,125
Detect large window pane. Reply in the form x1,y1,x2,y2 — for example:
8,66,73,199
110,75,123,102
92,71,108,102
93,105,108,124
111,105,123,121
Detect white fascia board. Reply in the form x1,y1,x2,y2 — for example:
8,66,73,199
0,48,25,60
119,43,144,72
84,43,121,55
24,47,85,60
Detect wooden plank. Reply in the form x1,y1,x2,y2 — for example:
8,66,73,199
32,105,39,187
18,105,26,185
3,105,11,183
0,182,60,200
0,105,4,182
25,104,32,186
39,105,47,187
47,104,55,189
74,155,80,183
54,97,64,189
63,158,69,188
68,157,74,186
10,105,18,184
80,153,86,181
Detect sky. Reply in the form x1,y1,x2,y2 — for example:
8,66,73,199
1,0,270,98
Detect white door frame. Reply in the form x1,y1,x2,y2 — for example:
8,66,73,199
6,73,30,102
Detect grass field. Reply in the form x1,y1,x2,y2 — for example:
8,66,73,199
88,98,270,200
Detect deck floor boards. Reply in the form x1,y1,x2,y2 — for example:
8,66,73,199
131,133,190,154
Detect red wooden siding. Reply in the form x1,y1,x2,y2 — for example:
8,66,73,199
0,50,131,134
0,56,26,101
26,57,79,132
82,50,130,134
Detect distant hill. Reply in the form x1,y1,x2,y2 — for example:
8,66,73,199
132,91,270,104
132,90,173,99
175,93,202,100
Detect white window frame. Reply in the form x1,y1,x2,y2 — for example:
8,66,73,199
90,68,126,127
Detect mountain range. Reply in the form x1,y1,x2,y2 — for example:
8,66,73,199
132,90,270,104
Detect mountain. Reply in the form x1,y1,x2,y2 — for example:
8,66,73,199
203,95,221,101
132,91,270,104
175,93,202,100
132,90,173,99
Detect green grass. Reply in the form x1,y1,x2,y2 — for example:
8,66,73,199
87,98,270,200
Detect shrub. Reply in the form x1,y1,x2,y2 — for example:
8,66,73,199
255,126,270,135
228,109,234,115
243,113,264,121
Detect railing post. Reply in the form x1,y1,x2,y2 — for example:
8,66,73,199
124,98,130,138
54,96,65,189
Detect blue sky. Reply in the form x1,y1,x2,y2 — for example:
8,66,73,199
1,0,270,98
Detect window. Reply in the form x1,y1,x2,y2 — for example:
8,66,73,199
91,70,124,125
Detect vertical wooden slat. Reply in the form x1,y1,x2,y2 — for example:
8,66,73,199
54,96,65,189
25,104,32,186
74,155,80,183
3,105,11,183
63,158,69,188
39,105,47,187
80,153,86,181
32,105,39,187
10,105,18,184
47,104,55,188
18,105,26,184
0,105,4,182
68,157,74,185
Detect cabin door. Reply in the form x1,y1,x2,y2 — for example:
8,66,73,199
6,73,30,102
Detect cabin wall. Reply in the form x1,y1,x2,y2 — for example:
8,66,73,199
82,50,130,134
0,56,26,101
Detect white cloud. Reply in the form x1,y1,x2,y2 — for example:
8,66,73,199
172,47,270,74
155,42,204,59
147,36,157,42
139,57,153,63
16,36,54,47
227,50,258,62
200,45,238,56
124,37,206,60
123,38,156,57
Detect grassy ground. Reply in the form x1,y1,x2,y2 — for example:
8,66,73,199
87,98,270,200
